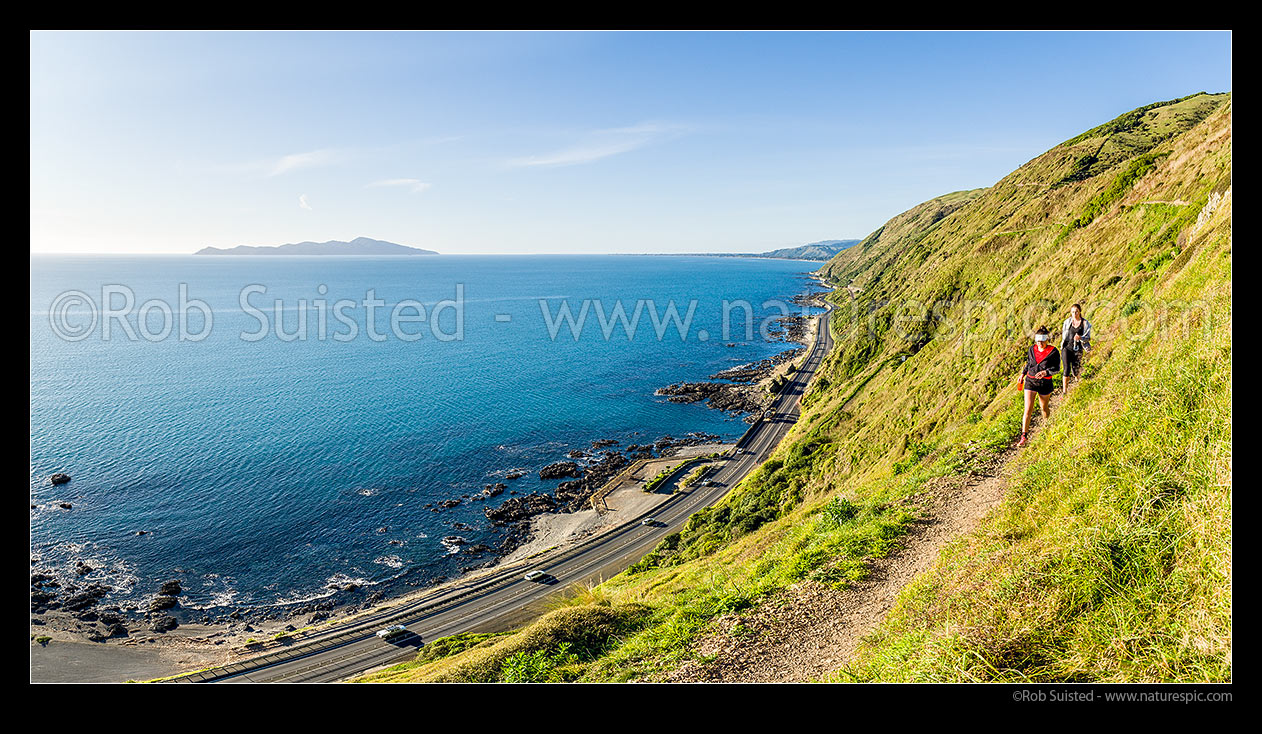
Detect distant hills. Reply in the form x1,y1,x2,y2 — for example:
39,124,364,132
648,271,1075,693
193,236,857,260
661,239,862,261
756,239,861,260
195,237,437,256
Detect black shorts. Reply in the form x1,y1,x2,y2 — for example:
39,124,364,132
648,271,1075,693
1064,347,1082,377
1025,377,1053,396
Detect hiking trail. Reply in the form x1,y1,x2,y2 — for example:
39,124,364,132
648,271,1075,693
666,390,1067,682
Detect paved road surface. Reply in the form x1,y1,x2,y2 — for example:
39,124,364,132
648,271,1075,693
179,302,835,683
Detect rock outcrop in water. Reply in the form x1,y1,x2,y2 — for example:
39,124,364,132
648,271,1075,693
538,461,581,480
483,432,723,558
655,346,805,419
553,452,629,511
656,381,765,414
484,492,558,526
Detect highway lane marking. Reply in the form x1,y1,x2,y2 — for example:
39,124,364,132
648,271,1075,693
214,309,836,682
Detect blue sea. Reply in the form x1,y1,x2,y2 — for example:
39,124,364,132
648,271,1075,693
30,255,823,616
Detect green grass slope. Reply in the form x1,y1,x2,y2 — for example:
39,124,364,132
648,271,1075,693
358,93,1231,683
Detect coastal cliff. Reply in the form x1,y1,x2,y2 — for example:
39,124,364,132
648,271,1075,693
360,93,1232,682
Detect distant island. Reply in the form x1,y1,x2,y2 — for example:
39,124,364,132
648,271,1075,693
195,237,438,256
657,239,862,261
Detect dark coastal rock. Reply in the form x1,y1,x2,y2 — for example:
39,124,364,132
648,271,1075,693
481,483,506,498
31,590,57,612
59,502,73,510
484,492,558,525
656,381,766,414
539,461,581,480
31,573,58,588
436,499,461,509
105,623,129,638
151,615,179,633
150,595,178,612
49,473,71,485
158,580,182,596
504,469,528,480
550,451,630,511
768,314,809,343
654,344,804,418
709,351,802,383
664,432,722,452
495,522,533,553
61,584,109,612
591,438,620,449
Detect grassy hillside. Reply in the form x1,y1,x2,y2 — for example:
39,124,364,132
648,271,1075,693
358,93,1231,683
760,239,862,260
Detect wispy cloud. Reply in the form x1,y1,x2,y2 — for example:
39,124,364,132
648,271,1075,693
269,149,340,177
298,194,312,210
367,178,433,194
507,123,688,168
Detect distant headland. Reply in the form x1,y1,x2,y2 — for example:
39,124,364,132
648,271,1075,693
195,237,438,256
656,239,861,261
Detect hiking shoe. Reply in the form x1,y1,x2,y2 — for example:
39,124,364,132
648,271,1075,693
1016,432,1028,447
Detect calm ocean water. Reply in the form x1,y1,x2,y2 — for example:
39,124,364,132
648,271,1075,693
30,255,822,615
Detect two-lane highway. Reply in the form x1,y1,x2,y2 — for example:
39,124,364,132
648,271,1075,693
180,300,835,683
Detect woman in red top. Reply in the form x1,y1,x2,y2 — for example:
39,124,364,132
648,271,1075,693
1016,325,1060,447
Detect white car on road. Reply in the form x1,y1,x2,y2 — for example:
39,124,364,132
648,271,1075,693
376,625,409,640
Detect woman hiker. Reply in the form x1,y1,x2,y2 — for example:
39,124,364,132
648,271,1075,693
1060,303,1092,391
1017,325,1060,448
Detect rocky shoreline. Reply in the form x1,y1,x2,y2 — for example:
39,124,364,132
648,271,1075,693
28,430,726,653
655,348,804,421
31,278,831,675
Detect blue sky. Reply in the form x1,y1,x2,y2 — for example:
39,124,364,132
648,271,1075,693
29,31,1231,255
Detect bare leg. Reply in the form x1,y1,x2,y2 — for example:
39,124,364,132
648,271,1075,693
1021,389,1036,434
1039,393,1051,420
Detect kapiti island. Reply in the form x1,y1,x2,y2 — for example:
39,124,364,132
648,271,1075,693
195,236,438,257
